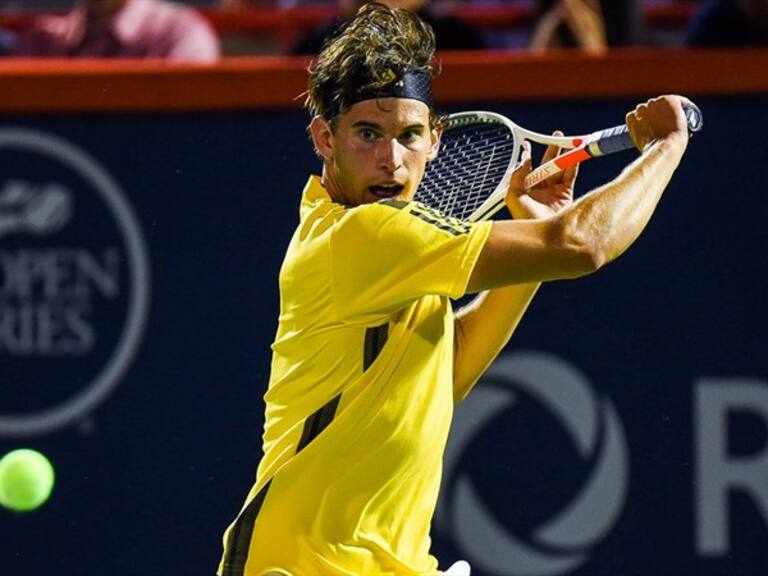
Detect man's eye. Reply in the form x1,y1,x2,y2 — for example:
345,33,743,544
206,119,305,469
399,131,419,144
359,129,378,141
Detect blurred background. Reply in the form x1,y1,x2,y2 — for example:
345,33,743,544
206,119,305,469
0,1,767,575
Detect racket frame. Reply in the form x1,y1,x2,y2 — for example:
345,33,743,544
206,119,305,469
420,103,701,222
426,111,591,222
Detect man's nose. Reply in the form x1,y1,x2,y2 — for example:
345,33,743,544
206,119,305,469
378,139,403,172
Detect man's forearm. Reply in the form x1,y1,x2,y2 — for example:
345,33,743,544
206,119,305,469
453,282,540,402
558,134,688,266
453,130,687,400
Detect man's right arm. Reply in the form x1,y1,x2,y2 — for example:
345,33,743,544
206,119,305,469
467,95,690,292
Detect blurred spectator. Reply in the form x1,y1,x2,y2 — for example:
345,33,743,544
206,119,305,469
600,0,645,47
686,0,768,46
13,0,220,61
290,0,486,54
1,0,77,9
530,0,607,53
219,0,271,7
530,0,644,53
0,28,15,56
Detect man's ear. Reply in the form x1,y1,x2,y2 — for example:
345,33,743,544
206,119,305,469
426,125,442,162
309,115,334,161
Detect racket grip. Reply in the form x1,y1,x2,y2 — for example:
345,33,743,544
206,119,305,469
591,103,704,156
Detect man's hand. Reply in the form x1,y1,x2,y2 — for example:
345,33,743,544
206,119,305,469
504,134,578,220
626,95,691,152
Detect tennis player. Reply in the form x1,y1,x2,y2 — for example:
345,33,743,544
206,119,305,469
218,3,691,575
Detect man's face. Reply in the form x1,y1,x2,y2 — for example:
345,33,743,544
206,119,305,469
311,98,441,207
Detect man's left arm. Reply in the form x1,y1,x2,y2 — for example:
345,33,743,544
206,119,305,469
453,139,576,402
453,282,541,402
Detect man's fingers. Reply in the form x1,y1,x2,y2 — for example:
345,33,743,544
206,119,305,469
562,161,579,187
508,142,532,192
626,107,652,151
520,140,532,165
540,131,563,165
628,95,692,150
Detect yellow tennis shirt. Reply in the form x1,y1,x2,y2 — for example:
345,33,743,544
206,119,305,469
219,176,491,576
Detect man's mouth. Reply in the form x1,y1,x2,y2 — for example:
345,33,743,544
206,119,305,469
369,184,405,199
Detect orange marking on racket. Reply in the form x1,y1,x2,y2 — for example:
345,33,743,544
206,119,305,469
554,147,591,169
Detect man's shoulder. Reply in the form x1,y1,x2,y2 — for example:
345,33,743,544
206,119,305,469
339,199,414,228
374,199,473,235
337,199,473,240
375,198,410,211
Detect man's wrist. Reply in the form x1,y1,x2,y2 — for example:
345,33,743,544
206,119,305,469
652,131,689,155
507,198,554,220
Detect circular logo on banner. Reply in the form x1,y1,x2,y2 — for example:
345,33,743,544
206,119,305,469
0,128,150,437
436,351,629,576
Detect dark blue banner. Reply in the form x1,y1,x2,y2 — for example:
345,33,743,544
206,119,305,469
1,97,766,576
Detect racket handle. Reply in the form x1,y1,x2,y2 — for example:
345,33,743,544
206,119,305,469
590,102,704,156
524,102,703,189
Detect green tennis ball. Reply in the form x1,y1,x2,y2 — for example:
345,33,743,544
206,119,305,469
0,449,55,512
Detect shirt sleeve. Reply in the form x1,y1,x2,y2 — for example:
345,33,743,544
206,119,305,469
329,200,492,320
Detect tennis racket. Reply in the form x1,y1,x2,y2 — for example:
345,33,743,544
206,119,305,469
414,104,703,222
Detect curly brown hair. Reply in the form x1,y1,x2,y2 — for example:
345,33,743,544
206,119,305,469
305,2,441,126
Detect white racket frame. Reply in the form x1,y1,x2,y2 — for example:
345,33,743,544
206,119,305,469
428,111,596,222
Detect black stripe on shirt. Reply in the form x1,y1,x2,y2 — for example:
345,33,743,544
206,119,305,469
411,211,467,236
222,393,343,573
221,479,272,576
410,203,471,236
364,323,389,371
296,394,341,452
380,199,471,235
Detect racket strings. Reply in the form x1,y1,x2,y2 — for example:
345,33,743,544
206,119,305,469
416,123,517,221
